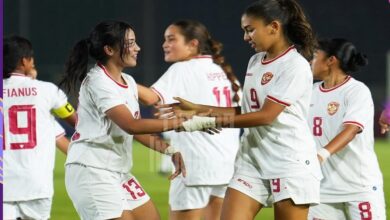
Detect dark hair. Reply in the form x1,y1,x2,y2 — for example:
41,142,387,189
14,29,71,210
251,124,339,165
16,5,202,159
318,38,368,73
59,20,133,93
244,0,316,60
172,20,241,104
3,35,34,78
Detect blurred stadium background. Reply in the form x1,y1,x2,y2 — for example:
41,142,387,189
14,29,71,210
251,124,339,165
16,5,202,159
4,0,390,219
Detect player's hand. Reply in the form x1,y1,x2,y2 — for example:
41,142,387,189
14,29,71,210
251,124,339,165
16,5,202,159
169,152,186,180
379,110,390,134
155,97,206,119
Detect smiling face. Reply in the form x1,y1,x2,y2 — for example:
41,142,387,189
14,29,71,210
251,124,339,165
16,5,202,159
120,28,141,67
241,14,276,53
162,25,197,62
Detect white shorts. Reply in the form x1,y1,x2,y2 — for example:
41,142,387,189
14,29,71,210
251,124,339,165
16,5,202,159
3,198,52,220
229,164,320,207
308,187,386,220
65,163,150,220
169,176,228,211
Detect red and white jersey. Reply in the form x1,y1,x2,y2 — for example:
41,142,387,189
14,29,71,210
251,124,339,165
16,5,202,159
309,76,383,202
3,74,68,201
237,46,322,180
152,56,240,185
65,64,140,174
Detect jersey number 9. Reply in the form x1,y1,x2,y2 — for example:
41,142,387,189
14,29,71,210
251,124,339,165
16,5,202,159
5,105,37,150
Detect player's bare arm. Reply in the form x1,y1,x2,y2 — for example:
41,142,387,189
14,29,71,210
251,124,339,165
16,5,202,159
317,124,361,163
137,84,160,106
134,134,186,180
105,104,184,134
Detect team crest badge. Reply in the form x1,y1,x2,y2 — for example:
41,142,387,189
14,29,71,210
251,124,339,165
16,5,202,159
327,102,339,115
261,72,273,85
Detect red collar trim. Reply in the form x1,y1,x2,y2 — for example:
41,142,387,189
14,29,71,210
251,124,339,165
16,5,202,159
97,63,128,88
319,76,351,93
261,45,295,65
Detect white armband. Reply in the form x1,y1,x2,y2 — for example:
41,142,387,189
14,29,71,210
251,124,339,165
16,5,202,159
182,116,216,132
317,148,331,162
164,146,179,156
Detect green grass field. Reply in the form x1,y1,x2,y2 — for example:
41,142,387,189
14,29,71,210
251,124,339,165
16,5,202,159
52,139,390,219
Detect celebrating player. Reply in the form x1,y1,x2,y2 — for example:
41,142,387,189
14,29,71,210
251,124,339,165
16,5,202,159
308,38,386,219
3,35,76,220
137,20,241,220
60,20,216,220
158,1,323,219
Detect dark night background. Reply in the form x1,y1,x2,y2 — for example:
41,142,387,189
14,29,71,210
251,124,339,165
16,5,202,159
4,0,390,135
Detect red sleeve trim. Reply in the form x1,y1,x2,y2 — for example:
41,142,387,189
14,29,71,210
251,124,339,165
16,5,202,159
267,95,291,107
151,87,165,104
343,121,364,130
56,132,66,140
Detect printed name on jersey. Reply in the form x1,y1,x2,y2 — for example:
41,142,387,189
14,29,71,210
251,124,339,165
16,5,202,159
3,87,37,97
206,72,227,81
261,72,273,85
327,101,340,115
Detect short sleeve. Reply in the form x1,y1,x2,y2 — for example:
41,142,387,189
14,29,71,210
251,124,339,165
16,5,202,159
342,84,373,130
47,83,68,110
151,63,185,104
87,77,126,113
267,60,312,107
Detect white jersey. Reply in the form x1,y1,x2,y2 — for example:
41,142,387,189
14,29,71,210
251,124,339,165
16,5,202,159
309,76,383,202
3,74,69,201
65,64,140,174
237,46,322,180
152,56,240,185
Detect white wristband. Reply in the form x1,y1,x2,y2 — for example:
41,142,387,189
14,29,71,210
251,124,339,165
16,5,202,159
182,116,216,132
317,148,331,162
164,146,179,156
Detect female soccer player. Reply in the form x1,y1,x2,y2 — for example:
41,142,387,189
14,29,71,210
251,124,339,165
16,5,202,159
159,1,323,219
308,38,386,220
60,20,214,220
137,20,241,220
27,67,71,154
3,35,76,220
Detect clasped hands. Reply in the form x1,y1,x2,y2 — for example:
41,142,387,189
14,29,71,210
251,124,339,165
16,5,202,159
154,97,221,134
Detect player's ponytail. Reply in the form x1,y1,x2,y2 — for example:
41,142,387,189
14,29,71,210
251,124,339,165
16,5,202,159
59,20,133,94
208,39,241,104
60,38,89,94
3,35,34,79
244,0,316,60
172,20,241,104
318,38,368,73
